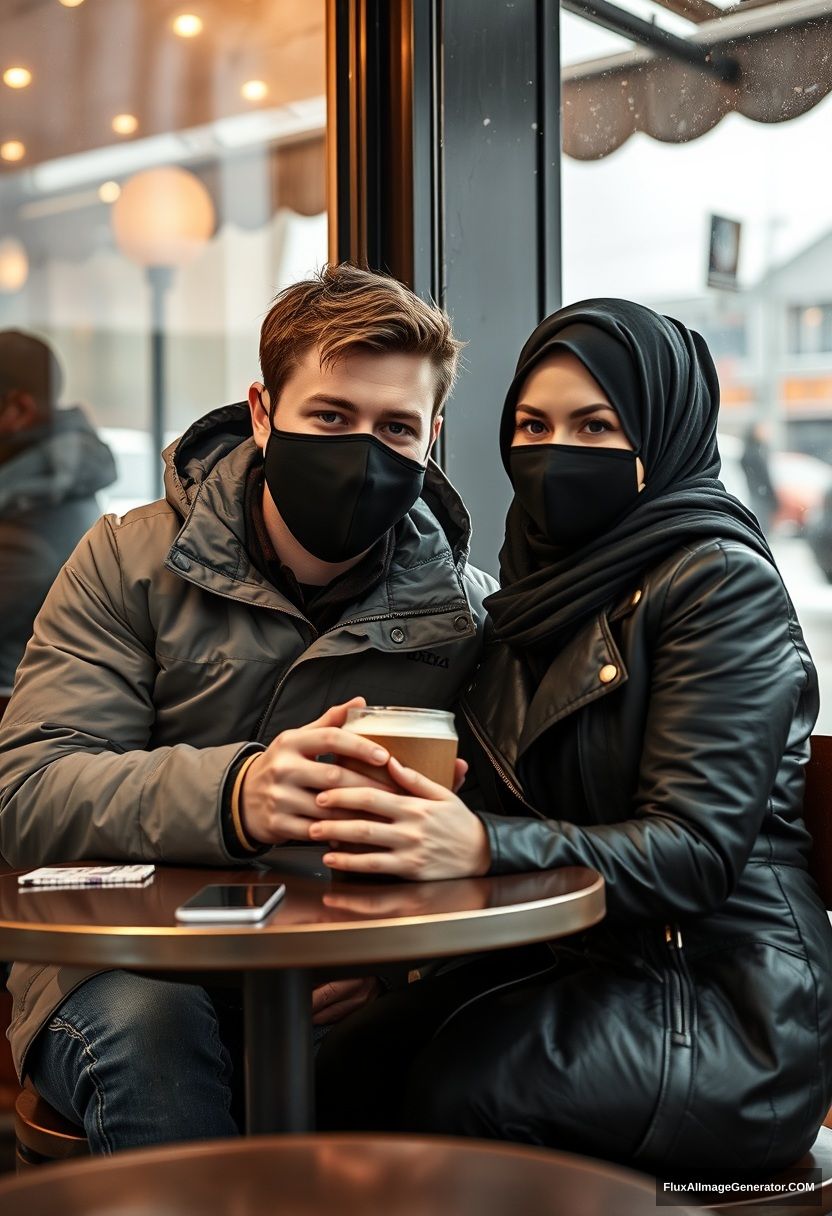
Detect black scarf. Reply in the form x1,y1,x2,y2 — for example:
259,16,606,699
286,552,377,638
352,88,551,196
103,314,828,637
485,299,773,652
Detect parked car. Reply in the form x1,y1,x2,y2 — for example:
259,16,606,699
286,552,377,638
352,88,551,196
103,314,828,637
718,434,832,536
807,487,832,583
770,450,832,535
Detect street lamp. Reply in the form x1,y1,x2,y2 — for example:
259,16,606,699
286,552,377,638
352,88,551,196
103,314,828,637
112,166,215,498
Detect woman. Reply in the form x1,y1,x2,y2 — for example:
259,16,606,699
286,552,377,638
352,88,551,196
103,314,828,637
311,299,832,1173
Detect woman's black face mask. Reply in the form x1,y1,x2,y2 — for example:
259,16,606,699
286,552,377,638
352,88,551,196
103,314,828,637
263,426,426,563
508,443,641,548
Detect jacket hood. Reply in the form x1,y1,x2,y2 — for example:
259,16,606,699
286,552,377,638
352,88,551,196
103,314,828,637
0,406,117,517
163,402,474,567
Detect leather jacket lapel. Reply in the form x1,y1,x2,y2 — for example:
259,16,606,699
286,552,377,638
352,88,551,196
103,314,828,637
517,613,628,759
464,611,628,776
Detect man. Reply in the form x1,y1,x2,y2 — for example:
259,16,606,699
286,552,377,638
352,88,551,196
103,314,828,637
0,331,115,698
0,263,495,1151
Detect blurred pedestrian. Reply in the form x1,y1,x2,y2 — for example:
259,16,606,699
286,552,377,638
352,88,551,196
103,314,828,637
0,330,116,696
741,419,777,536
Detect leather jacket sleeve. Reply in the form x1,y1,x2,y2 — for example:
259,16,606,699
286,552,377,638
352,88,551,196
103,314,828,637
476,543,817,921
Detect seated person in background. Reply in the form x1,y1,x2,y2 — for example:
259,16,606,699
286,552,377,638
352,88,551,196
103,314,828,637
312,299,832,1175
0,263,495,1152
0,330,115,700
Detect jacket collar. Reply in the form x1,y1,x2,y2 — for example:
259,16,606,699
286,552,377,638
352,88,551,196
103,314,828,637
162,407,474,629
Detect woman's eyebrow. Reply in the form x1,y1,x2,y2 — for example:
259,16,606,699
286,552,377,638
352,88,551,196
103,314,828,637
515,403,616,419
569,404,616,419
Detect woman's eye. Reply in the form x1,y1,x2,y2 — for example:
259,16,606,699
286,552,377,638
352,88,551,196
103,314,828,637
518,419,548,436
583,418,612,435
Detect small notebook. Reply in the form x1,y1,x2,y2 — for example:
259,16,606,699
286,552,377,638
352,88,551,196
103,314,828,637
18,864,156,888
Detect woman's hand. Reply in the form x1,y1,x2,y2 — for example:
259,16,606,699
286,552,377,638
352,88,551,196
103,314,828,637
308,756,492,880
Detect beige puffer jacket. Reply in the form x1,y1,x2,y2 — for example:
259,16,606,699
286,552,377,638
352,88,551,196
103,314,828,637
0,403,495,1075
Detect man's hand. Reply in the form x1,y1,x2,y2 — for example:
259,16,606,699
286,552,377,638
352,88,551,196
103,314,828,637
309,756,492,881
312,977,381,1025
240,697,394,846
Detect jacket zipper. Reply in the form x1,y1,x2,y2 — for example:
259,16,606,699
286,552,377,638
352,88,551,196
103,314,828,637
173,557,466,639
460,704,543,818
320,602,466,637
171,548,471,739
254,603,469,743
665,923,692,1046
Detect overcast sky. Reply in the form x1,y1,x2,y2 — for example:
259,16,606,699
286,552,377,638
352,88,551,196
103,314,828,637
560,9,832,303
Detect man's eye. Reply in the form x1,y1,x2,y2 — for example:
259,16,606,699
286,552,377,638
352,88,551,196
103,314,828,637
385,422,415,437
317,412,342,424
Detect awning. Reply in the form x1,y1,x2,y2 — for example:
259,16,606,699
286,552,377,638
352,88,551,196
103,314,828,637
563,0,832,160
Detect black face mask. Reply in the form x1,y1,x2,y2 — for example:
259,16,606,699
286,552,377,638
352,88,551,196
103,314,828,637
508,443,641,548
263,427,426,563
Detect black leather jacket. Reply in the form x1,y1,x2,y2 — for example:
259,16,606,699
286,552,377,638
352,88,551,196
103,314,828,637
460,539,832,1171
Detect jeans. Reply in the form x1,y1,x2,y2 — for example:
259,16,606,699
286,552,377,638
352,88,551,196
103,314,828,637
28,971,240,1153
28,969,334,1153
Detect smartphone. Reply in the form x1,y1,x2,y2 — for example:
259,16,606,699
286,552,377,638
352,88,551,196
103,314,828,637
175,883,286,924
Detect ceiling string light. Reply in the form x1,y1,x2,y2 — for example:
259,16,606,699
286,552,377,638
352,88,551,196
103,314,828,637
241,80,268,102
3,68,32,89
112,114,139,136
0,141,26,162
172,14,203,38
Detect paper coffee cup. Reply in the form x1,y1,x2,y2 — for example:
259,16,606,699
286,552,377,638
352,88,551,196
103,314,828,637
343,706,458,789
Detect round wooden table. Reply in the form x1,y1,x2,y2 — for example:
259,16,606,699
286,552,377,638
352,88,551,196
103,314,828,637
0,853,605,1134
0,1134,678,1216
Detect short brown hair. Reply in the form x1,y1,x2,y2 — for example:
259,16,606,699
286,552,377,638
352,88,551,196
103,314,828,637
259,263,463,419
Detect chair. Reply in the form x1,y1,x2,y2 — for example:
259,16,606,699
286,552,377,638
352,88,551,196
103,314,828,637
706,734,832,1211
803,734,832,907
14,1088,87,1170
706,1125,832,1214
0,857,21,1154
803,733,832,1144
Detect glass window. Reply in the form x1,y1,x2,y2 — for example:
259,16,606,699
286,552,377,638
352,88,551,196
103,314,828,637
0,0,327,511
562,0,832,729
788,305,832,356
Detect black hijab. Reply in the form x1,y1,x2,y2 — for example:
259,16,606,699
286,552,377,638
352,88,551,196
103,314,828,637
485,298,773,652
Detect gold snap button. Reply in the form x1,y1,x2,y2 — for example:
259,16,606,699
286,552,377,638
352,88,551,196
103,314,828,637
630,589,642,607
599,664,618,684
